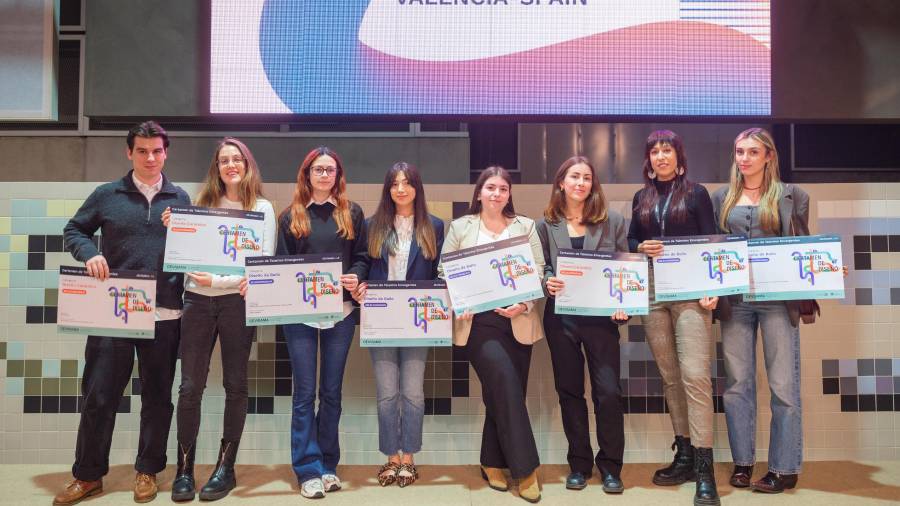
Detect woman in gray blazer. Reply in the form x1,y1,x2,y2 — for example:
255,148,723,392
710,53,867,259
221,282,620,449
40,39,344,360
439,166,545,503
536,156,629,494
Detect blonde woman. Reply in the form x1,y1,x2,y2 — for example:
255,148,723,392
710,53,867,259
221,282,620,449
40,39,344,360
164,138,276,501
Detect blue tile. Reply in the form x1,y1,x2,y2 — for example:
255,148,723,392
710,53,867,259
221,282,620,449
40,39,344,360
42,359,60,377
11,218,28,235
872,288,891,305
26,288,44,306
10,253,27,270
8,288,29,305
869,218,889,235
872,271,891,289
839,359,858,376
889,219,900,234
893,359,900,375
851,270,873,288
11,200,29,217
858,376,876,395
9,270,27,287
27,200,46,217
44,270,59,288
7,341,25,359
5,377,24,395
27,271,45,289
0,236,9,252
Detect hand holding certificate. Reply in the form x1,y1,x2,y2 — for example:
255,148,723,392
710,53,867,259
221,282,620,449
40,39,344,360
555,250,649,316
442,235,543,314
163,205,265,275
652,234,749,301
244,254,344,326
57,266,157,338
746,235,845,301
360,281,452,347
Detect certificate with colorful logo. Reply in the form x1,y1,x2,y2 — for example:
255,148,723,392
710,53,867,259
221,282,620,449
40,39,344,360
163,206,265,275
57,266,157,338
244,254,344,326
360,280,452,347
653,235,749,301
745,235,845,301
555,250,649,316
441,235,543,314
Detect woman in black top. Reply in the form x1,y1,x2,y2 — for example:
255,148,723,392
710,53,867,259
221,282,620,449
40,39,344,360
275,147,369,499
536,156,628,493
626,130,720,506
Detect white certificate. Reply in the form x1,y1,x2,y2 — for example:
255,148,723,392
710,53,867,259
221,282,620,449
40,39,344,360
57,266,157,339
360,280,452,347
745,235,845,301
441,235,543,313
653,235,749,301
163,205,265,275
555,250,649,316
244,254,344,326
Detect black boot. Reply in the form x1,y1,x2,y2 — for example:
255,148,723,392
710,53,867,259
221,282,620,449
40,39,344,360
694,447,720,506
171,442,196,502
652,436,695,485
199,439,239,501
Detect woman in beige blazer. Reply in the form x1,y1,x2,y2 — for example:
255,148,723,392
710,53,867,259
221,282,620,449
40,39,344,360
439,166,545,503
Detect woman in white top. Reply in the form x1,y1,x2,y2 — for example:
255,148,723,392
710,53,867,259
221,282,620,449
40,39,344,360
163,138,276,502
353,162,444,488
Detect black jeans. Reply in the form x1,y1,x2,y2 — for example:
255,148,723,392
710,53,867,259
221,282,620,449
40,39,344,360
466,312,540,479
544,300,624,477
176,291,253,445
72,319,181,481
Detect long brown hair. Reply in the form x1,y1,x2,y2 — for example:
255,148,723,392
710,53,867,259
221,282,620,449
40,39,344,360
195,137,264,210
718,128,783,234
467,166,516,218
543,156,608,225
283,146,355,240
368,162,438,260
635,130,694,228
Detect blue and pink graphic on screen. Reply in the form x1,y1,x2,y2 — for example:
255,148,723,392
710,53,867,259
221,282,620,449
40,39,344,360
222,0,770,115
108,287,153,324
792,249,840,286
409,295,451,333
603,266,646,303
490,253,535,290
296,271,340,308
700,248,746,284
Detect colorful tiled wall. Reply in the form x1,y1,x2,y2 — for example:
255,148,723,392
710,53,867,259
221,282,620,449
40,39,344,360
1,182,899,465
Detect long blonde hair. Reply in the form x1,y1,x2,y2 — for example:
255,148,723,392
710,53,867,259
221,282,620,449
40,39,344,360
195,138,264,210
283,147,355,240
718,128,783,234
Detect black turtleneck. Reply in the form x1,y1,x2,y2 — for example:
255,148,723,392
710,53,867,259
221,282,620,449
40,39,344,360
627,179,717,252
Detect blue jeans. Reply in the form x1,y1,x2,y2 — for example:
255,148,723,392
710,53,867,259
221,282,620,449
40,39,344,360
369,346,427,455
721,301,802,474
284,317,356,483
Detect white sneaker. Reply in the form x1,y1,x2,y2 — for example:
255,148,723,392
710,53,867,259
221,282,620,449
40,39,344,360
322,474,342,492
300,478,325,499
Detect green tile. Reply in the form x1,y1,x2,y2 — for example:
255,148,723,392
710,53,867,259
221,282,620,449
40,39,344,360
44,288,58,306
60,359,78,377
42,378,60,395
257,378,274,396
24,377,41,395
60,378,78,396
7,359,24,377
0,342,6,360
24,359,42,377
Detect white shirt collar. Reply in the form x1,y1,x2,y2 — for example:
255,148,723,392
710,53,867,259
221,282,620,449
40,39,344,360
306,196,337,208
132,172,162,192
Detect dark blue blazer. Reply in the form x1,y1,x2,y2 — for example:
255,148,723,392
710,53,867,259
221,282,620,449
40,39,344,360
366,214,445,281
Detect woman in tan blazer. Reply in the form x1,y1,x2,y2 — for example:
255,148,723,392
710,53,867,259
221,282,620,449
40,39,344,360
439,166,545,503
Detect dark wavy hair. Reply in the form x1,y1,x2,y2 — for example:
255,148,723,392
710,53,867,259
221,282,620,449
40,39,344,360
635,130,694,228
367,162,438,260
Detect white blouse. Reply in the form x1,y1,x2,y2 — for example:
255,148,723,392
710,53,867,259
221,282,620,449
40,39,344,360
387,215,415,281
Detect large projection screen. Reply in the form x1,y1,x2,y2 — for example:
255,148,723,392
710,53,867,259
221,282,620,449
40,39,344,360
210,0,770,117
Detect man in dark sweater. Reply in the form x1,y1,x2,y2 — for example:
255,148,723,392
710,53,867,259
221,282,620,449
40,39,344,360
54,121,191,506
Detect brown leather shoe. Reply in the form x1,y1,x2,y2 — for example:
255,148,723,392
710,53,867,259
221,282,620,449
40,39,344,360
52,479,102,506
133,473,157,503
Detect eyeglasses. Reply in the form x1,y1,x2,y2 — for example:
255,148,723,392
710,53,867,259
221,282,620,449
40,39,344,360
311,166,338,177
218,157,245,166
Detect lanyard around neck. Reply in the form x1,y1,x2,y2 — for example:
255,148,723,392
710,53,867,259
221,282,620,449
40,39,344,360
655,190,674,237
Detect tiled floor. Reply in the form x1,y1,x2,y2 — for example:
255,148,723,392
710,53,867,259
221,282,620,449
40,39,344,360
7,462,900,505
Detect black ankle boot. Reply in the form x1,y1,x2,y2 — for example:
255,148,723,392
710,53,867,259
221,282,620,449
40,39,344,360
171,442,196,502
694,447,720,506
199,439,239,501
652,436,695,485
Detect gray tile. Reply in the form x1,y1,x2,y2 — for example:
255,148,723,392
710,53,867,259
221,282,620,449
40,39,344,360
875,359,892,376
839,359,858,376
876,377,893,394
822,359,839,377
873,288,891,305
840,377,857,395
891,288,900,305
856,288,872,305
858,359,875,376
